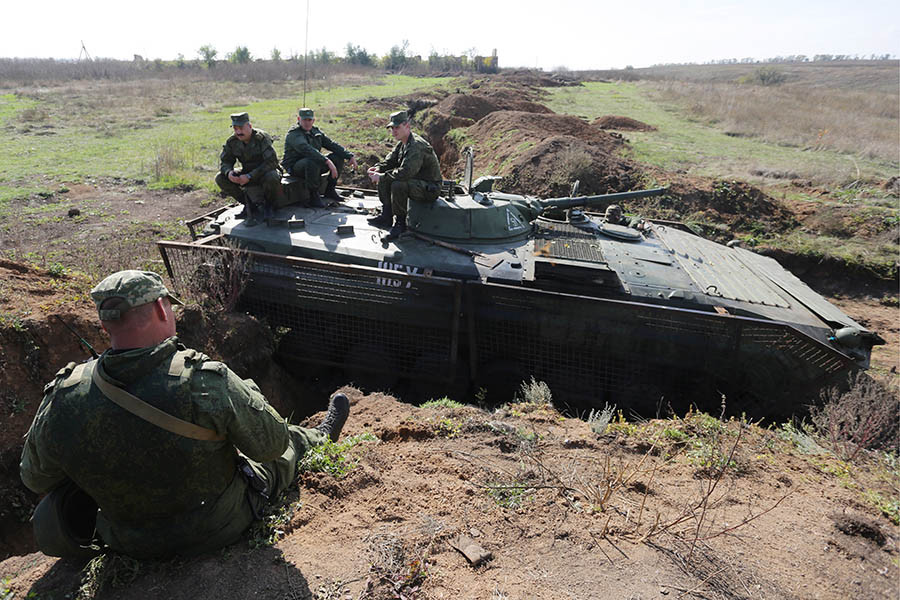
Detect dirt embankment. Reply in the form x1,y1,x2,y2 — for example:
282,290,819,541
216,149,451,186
594,115,657,131
2,387,898,600
0,264,332,561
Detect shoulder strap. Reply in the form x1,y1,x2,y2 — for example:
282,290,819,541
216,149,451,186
91,362,225,442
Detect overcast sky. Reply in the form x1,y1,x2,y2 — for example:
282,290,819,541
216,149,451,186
3,0,898,70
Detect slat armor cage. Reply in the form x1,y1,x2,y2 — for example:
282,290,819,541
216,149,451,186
159,240,854,415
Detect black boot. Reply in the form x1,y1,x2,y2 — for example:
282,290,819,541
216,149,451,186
244,202,259,227
263,202,274,225
384,217,407,241
308,188,325,209
324,178,342,202
235,191,250,218
367,202,393,228
315,393,350,442
367,212,392,228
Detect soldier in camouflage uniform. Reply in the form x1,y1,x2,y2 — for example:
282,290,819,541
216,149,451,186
604,204,644,229
281,107,358,208
20,270,350,559
367,110,443,241
215,112,281,225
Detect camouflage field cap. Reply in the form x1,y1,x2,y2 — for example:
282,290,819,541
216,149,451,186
298,107,314,119
605,204,623,220
230,112,250,126
386,110,409,128
91,270,183,321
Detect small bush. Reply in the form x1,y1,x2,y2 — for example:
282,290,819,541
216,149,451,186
587,403,616,434
298,433,377,478
810,373,899,461
420,397,464,409
515,377,552,405
549,147,594,189
739,66,787,86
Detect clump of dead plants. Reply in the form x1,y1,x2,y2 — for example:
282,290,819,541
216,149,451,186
809,372,899,461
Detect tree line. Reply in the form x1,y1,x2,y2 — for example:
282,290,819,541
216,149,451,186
193,41,499,73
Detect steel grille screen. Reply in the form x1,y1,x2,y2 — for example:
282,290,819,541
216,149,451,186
159,242,461,381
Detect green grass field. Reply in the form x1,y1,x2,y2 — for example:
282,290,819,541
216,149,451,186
1,68,896,280
0,75,446,208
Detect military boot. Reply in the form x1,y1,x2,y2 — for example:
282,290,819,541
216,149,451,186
244,202,259,227
367,203,393,228
384,217,407,241
235,191,251,218
263,202,274,225
308,188,326,209
315,392,350,442
323,177,342,202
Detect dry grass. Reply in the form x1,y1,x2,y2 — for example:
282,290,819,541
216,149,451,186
646,79,899,162
0,58,382,87
810,373,900,461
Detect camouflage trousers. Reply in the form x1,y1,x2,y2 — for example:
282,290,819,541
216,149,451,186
377,176,441,221
288,154,345,190
31,425,327,559
215,169,282,205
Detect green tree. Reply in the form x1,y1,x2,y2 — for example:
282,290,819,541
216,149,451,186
271,47,282,61
198,44,217,68
228,46,252,64
384,40,409,71
311,47,334,64
345,43,373,66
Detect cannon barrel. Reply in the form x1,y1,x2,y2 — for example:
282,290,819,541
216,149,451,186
537,187,667,212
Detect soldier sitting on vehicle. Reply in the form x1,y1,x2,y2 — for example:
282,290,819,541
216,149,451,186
20,270,350,559
215,112,281,226
367,110,443,241
281,107,358,208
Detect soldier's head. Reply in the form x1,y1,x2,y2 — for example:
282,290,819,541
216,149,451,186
230,112,252,142
386,110,411,142
91,270,183,347
605,204,623,223
297,107,315,132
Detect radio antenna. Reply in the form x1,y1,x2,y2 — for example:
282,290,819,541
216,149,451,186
302,0,310,105
79,40,92,62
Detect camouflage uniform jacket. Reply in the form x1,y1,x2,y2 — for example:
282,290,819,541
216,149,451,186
219,128,280,180
281,124,353,171
376,132,442,183
20,337,289,558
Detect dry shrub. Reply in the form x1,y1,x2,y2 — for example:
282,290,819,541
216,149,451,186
185,241,254,313
548,147,594,189
151,143,188,180
810,372,899,461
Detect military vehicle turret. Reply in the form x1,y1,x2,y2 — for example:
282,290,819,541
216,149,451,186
159,152,883,418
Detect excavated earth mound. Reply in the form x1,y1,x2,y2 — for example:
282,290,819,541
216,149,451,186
593,115,657,131
458,110,639,197
435,92,553,122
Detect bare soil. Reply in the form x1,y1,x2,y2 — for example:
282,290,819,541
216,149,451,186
594,115,658,131
2,384,898,599
1,76,898,599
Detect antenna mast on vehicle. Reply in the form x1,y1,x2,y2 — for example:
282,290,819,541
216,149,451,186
302,0,310,106
78,41,92,62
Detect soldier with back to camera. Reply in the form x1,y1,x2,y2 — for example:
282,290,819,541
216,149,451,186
20,270,349,559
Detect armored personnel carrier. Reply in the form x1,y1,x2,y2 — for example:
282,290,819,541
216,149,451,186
159,154,883,417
